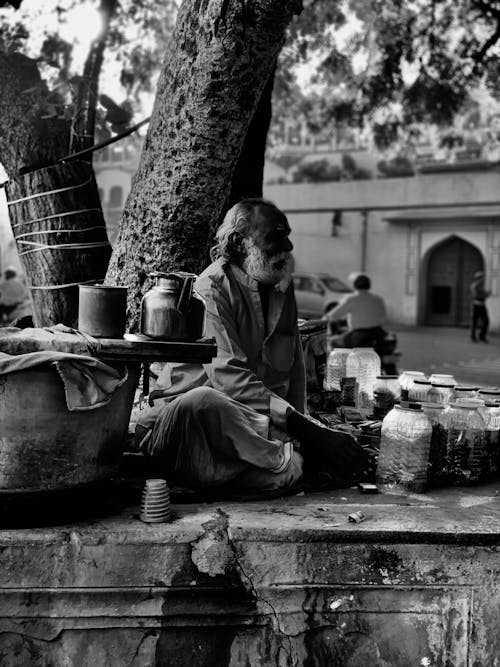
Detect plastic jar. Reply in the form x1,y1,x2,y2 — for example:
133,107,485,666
430,382,455,405
410,379,432,402
453,386,480,401
372,375,399,419
399,371,427,402
481,402,500,477
477,388,500,405
345,347,381,409
324,348,351,391
376,403,432,493
421,402,448,487
428,373,457,386
443,399,487,485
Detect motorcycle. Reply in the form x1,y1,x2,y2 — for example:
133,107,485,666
298,318,400,380
328,318,400,375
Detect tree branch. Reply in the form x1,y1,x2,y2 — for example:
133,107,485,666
69,0,118,156
472,16,500,65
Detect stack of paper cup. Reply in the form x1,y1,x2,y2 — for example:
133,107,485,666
140,479,171,523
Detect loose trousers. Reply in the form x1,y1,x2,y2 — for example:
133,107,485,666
141,386,303,492
471,304,489,341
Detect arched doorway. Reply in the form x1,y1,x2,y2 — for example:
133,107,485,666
425,237,484,326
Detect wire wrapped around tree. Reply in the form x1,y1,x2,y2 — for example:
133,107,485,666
6,160,112,327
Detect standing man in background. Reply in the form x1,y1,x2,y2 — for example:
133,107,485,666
470,271,491,343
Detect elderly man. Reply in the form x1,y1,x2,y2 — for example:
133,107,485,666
136,198,368,494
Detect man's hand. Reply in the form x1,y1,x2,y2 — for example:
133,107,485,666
269,422,301,451
286,409,372,485
268,423,289,443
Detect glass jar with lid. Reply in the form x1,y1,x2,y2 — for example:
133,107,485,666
324,348,351,391
376,402,432,493
410,379,432,402
430,382,455,405
477,388,500,405
421,402,448,487
399,371,427,402
443,398,487,485
345,347,381,409
372,375,399,418
453,386,480,401
481,402,500,477
429,373,457,386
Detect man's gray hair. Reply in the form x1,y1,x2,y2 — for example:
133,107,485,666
211,198,279,261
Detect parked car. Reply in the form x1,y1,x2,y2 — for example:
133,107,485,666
293,272,352,319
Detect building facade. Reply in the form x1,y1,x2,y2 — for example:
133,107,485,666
93,138,142,245
265,165,500,330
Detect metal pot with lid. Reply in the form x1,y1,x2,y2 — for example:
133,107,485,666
140,271,206,341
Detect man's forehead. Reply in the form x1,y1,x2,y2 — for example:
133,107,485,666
252,206,290,234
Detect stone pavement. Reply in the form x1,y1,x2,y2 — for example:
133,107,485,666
392,325,500,386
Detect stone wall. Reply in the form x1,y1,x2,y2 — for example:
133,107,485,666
2,489,500,666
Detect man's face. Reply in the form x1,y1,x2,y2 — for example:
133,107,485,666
241,206,294,286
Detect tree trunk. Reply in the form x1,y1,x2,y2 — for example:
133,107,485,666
227,66,276,208
0,53,69,178
106,0,302,330
6,162,112,327
0,53,111,326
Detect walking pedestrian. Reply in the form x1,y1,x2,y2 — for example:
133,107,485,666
470,271,490,343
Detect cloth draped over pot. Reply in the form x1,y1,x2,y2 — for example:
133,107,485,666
0,325,127,411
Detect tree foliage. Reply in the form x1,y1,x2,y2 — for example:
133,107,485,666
274,0,500,150
0,0,177,173
292,152,373,182
4,0,500,164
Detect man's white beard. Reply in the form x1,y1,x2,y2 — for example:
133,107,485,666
241,240,294,291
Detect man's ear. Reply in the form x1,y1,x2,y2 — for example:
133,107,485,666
229,231,243,253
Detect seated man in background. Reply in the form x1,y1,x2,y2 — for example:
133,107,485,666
324,272,387,348
135,198,369,495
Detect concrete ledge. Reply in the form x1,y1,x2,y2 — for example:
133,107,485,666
2,483,500,665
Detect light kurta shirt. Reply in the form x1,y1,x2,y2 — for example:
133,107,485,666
156,258,307,434
327,290,386,330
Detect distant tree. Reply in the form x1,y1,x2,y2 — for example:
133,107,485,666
270,151,304,172
377,155,415,178
291,153,373,183
272,0,500,150
293,159,342,183
341,153,373,180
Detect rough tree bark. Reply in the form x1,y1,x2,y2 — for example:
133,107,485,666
227,66,276,208
0,53,111,326
106,0,303,330
0,54,69,178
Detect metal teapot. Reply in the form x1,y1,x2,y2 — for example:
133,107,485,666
140,271,206,341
